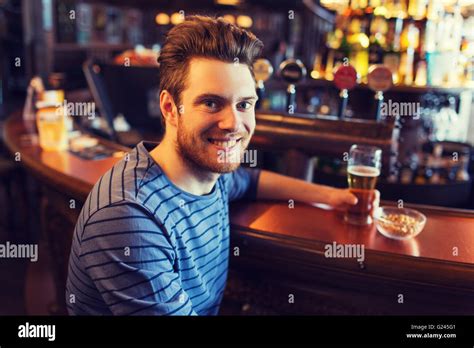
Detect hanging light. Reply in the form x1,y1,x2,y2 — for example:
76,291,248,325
171,12,185,25
215,0,241,5
155,13,170,25
236,15,252,28
222,14,236,24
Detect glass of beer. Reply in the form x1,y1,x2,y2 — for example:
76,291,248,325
345,145,382,225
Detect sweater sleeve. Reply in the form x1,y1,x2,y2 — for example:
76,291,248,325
224,167,261,202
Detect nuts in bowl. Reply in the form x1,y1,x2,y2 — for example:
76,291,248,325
374,207,426,240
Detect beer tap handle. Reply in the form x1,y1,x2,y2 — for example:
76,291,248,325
279,58,306,115
374,91,384,122
253,59,273,111
287,84,296,113
338,89,349,119
333,65,357,119
256,80,265,110
367,65,393,122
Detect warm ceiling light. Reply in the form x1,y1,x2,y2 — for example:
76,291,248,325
222,14,236,24
215,0,241,5
155,13,170,25
310,70,321,79
236,15,252,28
171,12,185,25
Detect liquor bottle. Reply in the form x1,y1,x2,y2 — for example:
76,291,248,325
424,0,447,85
387,166,399,183
326,29,341,78
56,0,76,43
105,6,123,44
424,165,434,183
326,12,343,73
369,36,384,65
76,2,93,44
414,165,426,184
392,0,408,18
446,160,457,182
369,16,388,65
414,59,427,85
338,35,352,65
325,16,351,79
348,17,370,77
446,6,463,86
426,0,442,20
399,153,417,184
126,9,144,45
383,19,402,84
359,0,369,10
373,0,389,18
370,0,382,8
407,0,417,18
350,0,359,11
399,21,419,85
456,153,470,181
408,0,428,19
92,4,106,43
428,143,443,184
400,162,415,184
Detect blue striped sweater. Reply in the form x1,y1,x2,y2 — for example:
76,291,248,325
65,141,260,315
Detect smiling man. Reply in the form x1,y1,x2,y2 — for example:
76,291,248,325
66,16,363,316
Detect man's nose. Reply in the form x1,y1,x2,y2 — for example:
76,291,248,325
217,108,243,132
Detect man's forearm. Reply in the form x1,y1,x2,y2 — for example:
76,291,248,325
256,169,338,205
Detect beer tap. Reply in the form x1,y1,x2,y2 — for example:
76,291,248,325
333,65,357,119
367,65,393,122
253,58,273,110
279,59,306,114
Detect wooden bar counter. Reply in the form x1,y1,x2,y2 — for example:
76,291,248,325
4,111,474,315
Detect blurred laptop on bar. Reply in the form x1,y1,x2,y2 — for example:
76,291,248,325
83,48,162,147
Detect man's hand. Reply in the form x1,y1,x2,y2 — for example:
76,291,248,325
327,188,380,213
326,188,358,211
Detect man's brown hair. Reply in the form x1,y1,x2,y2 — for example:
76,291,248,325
157,15,264,129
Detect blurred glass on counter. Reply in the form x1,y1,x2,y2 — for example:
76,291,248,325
36,90,69,152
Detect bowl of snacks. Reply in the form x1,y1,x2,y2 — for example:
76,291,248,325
374,207,426,240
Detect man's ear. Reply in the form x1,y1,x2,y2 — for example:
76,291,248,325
160,90,179,128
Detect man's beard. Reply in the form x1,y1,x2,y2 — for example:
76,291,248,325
176,119,251,174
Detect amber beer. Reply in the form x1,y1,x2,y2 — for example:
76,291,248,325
347,165,380,190
345,145,382,225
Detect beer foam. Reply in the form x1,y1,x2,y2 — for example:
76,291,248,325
348,165,380,177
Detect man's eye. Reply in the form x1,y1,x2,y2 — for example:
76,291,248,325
237,101,253,110
203,100,219,109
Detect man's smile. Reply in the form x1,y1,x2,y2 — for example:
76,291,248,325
207,137,243,151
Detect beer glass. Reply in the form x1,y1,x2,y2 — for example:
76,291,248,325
345,145,382,225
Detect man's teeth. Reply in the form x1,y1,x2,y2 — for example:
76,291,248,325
210,139,239,147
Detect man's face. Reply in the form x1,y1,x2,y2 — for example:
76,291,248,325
174,58,257,173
